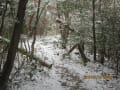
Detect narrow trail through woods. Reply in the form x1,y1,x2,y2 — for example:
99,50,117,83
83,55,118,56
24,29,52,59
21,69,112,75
18,35,120,90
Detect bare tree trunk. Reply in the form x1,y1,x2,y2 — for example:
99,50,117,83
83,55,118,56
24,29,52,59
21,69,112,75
0,0,8,35
92,0,96,62
27,13,35,32
99,0,105,65
62,11,70,49
78,43,90,65
0,0,28,89
31,0,41,59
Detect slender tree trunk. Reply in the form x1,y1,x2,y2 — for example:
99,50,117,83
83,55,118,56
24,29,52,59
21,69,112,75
61,12,70,49
0,0,28,89
27,13,35,32
31,0,41,58
92,0,96,62
78,43,90,65
0,0,8,35
99,0,105,64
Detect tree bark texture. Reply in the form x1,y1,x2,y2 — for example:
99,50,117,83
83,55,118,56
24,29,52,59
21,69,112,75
0,0,28,89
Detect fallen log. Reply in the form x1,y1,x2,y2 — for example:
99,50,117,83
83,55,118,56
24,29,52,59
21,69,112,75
67,44,78,55
0,36,52,68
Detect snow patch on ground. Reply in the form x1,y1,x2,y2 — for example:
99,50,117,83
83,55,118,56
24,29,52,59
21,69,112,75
17,35,120,90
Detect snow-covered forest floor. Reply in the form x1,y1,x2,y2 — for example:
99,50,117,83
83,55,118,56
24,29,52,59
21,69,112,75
14,35,120,90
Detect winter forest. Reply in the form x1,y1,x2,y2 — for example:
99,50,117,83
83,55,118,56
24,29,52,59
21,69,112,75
0,0,120,90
